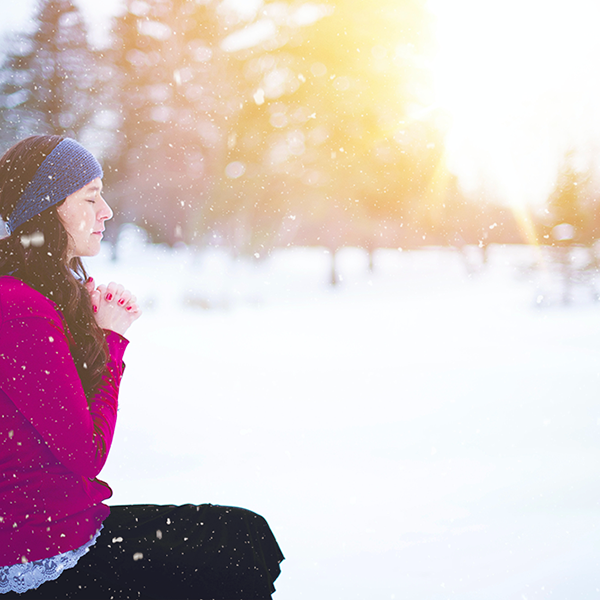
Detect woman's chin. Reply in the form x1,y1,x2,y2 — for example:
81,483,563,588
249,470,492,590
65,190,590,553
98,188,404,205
71,244,102,260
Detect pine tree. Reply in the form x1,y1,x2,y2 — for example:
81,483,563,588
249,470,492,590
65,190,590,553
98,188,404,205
548,152,593,242
106,0,249,245
104,0,437,251
0,0,99,148
225,0,439,256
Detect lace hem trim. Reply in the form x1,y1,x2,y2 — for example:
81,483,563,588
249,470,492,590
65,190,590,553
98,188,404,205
0,526,103,594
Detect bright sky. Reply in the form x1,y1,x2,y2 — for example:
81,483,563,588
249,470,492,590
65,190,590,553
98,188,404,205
427,0,600,206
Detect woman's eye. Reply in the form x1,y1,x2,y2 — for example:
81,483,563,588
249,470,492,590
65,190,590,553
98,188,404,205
86,199,96,204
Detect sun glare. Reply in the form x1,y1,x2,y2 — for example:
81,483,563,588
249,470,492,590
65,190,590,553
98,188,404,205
427,0,600,209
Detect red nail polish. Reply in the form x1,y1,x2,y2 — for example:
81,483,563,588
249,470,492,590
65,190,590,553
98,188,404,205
106,293,113,301
87,277,94,283
118,299,125,306
126,306,132,311
93,305,98,313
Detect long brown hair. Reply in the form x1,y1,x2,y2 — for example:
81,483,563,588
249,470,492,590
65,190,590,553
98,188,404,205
0,135,108,399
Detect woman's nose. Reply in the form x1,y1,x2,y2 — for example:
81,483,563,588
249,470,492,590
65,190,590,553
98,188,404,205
98,196,113,221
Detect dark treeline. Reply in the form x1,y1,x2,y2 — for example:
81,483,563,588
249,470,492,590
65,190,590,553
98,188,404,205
0,0,597,255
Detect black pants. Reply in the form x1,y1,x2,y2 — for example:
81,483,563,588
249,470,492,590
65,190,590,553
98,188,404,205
9,504,284,599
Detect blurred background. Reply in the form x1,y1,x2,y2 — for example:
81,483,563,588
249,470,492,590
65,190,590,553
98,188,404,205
3,0,600,257
1,1,600,598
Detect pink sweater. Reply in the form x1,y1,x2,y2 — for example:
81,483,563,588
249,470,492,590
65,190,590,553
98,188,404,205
0,276,128,566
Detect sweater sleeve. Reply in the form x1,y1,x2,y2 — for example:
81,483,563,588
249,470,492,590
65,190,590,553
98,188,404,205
0,313,128,479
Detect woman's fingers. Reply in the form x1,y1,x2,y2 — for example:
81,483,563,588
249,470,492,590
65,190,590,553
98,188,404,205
104,282,124,303
116,292,135,307
89,288,101,313
126,303,142,318
89,281,142,334
93,283,136,309
84,277,95,296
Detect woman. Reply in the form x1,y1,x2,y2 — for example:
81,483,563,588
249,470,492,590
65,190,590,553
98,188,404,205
0,136,284,598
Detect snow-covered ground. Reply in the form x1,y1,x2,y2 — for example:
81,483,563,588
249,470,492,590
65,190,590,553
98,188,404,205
87,238,600,600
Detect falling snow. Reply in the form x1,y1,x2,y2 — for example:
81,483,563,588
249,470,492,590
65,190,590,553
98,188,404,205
84,240,600,599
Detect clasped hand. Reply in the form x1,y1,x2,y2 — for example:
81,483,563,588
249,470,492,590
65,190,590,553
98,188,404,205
84,278,142,336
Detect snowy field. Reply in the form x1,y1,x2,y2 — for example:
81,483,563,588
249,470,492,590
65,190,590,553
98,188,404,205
86,237,600,600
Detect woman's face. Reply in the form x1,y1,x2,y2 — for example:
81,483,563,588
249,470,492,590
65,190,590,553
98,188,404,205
56,177,113,259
